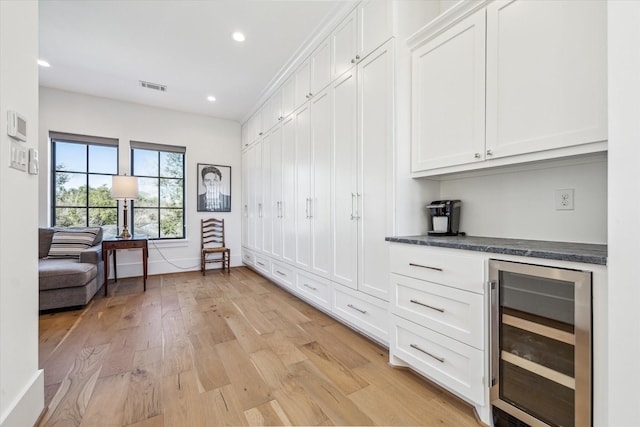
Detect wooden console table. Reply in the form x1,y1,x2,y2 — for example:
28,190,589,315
102,235,148,296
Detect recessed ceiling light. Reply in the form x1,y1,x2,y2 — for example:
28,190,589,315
38,59,50,67
207,95,216,102
232,32,245,42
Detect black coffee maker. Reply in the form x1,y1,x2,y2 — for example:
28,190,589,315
426,200,461,236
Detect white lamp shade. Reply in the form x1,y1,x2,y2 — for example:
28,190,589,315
112,175,139,199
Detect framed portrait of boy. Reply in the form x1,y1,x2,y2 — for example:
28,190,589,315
197,163,231,212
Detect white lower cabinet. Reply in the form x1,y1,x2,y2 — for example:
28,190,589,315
391,316,484,405
241,249,255,267
392,274,484,350
242,247,389,346
253,253,270,276
296,270,331,310
332,284,388,344
270,260,294,290
390,243,484,293
389,242,488,423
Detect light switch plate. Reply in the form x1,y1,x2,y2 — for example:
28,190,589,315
555,189,574,210
9,141,27,172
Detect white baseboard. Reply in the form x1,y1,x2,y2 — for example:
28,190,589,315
108,254,244,278
0,369,44,427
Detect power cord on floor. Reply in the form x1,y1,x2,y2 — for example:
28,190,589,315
149,239,201,270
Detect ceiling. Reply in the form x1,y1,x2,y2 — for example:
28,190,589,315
39,0,346,123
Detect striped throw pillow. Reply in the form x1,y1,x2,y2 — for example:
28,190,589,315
47,228,101,259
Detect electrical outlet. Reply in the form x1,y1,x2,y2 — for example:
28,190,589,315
555,189,574,210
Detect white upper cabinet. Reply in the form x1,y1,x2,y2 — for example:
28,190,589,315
247,109,264,145
241,122,249,150
289,38,330,114
332,8,358,79
332,1,392,80
295,60,311,110
485,0,607,159
358,0,392,57
281,75,296,119
310,38,331,96
411,10,486,172
410,0,608,176
262,88,283,132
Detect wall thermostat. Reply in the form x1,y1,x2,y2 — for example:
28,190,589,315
7,110,27,142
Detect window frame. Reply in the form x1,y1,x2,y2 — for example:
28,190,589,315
130,141,186,240
50,132,119,234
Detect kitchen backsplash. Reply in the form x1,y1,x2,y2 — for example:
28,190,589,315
418,153,607,244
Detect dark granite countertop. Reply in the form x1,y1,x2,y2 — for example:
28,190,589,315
385,235,607,265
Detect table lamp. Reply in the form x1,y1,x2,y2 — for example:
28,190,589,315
112,174,139,239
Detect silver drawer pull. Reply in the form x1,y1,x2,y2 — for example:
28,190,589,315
410,299,445,313
257,261,265,267
276,270,287,276
303,283,317,291
347,304,367,314
409,263,443,272
410,344,445,363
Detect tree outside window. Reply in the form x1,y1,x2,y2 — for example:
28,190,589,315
51,135,119,238
131,142,185,239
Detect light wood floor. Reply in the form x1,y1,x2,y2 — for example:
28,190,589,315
38,267,484,427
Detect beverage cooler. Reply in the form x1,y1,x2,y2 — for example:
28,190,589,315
489,260,592,427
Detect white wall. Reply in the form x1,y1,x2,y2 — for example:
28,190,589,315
607,1,640,425
432,154,607,243
39,87,242,276
0,1,44,426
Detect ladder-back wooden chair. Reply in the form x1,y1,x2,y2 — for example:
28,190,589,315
201,218,230,274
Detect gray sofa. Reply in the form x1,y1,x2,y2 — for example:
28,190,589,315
38,227,105,311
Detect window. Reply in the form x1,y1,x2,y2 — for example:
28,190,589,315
131,141,185,239
50,132,119,238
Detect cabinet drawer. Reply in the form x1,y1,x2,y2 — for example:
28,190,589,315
271,260,294,290
390,244,484,293
254,254,270,275
391,316,484,405
242,249,255,267
332,285,389,344
296,271,331,309
392,274,484,349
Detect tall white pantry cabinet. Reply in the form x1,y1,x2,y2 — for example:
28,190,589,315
241,0,398,345
331,41,394,302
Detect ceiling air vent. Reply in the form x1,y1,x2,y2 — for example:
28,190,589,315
139,80,167,92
